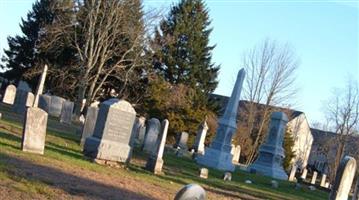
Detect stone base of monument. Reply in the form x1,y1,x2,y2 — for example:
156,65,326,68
248,147,288,180
83,136,131,164
196,147,235,172
146,156,164,174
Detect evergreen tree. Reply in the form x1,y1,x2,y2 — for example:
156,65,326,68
1,0,53,85
283,128,296,170
152,0,219,96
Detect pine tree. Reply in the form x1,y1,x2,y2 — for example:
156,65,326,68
1,0,53,85
283,128,296,170
152,0,219,96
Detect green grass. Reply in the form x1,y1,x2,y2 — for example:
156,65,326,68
0,103,329,199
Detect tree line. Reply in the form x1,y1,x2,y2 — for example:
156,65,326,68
1,0,306,167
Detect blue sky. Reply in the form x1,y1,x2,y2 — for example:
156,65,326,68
0,0,358,124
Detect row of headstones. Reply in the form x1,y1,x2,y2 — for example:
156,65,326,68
20,97,171,174
288,157,358,200
130,118,241,164
78,98,171,174
288,166,330,188
2,83,75,124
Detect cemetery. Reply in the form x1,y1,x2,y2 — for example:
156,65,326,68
0,0,358,200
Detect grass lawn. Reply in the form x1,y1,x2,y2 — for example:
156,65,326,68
0,103,329,200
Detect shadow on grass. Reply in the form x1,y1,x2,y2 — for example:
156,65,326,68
45,145,84,161
0,152,156,200
0,129,84,162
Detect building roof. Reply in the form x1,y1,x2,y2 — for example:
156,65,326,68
209,93,304,121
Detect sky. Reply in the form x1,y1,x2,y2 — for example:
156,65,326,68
0,0,358,125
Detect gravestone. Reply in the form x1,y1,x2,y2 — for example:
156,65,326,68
232,145,241,164
192,120,208,155
223,172,232,181
329,156,357,200
49,96,66,117
60,101,74,124
133,116,146,145
21,107,48,154
325,182,330,188
174,132,189,150
80,106,99,145
38,94,51,112
2,84,16,105
83,99,136,164
18,80,31,91
289,165,297,182
199,168,208,179
145,119,169,174
301,168,308,180
249,112,288,180
142,118,161,154
174,184,206,200
79,114,85,124
320,174,327,187
26,92,34,107
33,65,48,107
13,91,34,114
196,69,245,172
311,171,318,184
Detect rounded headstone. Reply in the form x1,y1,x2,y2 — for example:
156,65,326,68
174,184,206,200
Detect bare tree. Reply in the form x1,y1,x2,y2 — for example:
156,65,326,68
239,39,299,165
41,0,159,118
325,79,359,180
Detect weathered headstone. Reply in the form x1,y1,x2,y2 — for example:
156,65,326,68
311,171,317,185
18,80,31,91
192,120,208,155
145,119,169,174
174,132,189,150
33,65,48,107
223,172,232,181
197,69,245,172
38,94,51,112
174,184,206,200
320,174,327,187
2,84,16,105
133,116,146,145
232,145,241,164
325,182,330,189
60,101,74,124
26,92,34,107
288,165,297,182
79,114,85,124
199,168,208,179
301,168,308,180
329,156,357,200
13,91,34,114
80,106,99,145
49,96,66,117
21,107,48,154
83,99,136,164
249,112,288,180
142,118,161,154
